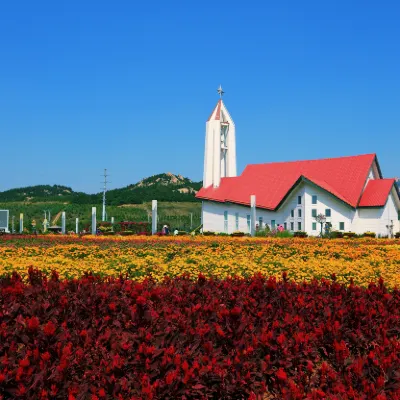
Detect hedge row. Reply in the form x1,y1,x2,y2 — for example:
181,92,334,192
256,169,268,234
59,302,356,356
0,270,399,399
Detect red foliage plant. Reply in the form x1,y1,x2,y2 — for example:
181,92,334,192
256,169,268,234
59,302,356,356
0,268,400,399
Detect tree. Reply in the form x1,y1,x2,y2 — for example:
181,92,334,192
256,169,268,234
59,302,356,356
315,213,326,237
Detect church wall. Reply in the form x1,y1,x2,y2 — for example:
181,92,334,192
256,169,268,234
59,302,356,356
303,183,355,236
202,183,305,234
201,183,400,237
355,190,400,236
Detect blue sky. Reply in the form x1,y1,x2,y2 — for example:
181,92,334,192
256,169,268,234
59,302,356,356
1,0,399,193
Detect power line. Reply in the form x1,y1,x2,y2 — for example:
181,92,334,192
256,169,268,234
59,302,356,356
101,169,110,222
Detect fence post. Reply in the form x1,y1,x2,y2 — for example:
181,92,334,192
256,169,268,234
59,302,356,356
61,212,66,234
152,200,157,235
92,207,97,235
19,213,23,234
250,195,256,237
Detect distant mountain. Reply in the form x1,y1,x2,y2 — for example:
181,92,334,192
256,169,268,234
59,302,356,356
0,185,90,203
0,173,202,205
105,173,202,205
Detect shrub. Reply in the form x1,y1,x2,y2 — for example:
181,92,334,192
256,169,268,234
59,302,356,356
274,230,293,238
343,232,357,238
119,230,134,236
202,231,215,236
255,227,270,237
0,269,399,398
293,230,308,238
330,231,344,239
363,231,376,238
230,231,245,237
395,232,400,239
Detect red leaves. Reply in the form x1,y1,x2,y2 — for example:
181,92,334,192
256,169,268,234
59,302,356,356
276,368,287,381
41,352,51,362
19,358,30,368
0,271,400,398
27,316,40,330
43,321,56,336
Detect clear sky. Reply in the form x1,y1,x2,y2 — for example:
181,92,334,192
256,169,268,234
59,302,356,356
1,0,399,193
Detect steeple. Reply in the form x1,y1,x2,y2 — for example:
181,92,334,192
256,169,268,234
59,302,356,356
203,86,237,188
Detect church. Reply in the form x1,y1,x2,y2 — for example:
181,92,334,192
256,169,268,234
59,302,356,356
196,90,400,237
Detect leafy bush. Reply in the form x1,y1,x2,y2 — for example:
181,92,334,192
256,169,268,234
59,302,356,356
343,232,357,238
119,230,134,236
255,228,269,237
274,230,293,238
230,231,245,237
293,230,308,238
395,232,400,239
330,231,344,238
0,269,399,398
363,231,376,238
202,231,215,236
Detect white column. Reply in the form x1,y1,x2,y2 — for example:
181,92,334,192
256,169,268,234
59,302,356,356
152,200,157,235
75,218,79,234
61,212,66,234
19,213,23,234
91,207,97,235
250,195,256,237
111,217,114,232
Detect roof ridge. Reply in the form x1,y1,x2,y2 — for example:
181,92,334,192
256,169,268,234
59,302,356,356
247,153,376,167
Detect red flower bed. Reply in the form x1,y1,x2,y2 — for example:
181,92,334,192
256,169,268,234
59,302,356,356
0,270,400,399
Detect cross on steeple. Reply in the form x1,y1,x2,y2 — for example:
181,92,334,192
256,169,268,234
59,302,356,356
217,84,225,98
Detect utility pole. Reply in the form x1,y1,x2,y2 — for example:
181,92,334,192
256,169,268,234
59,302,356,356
101,169,109,222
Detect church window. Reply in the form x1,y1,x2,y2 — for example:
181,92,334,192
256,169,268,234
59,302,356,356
258,217,263,228
298,222,302,231
291,210,294,218
312,209,317,218
224,211,228,233
235,213,239,231
312,222,317,230
284,222,287,230
325,209,331,217
298,195,302,205
247,215,251,232
312,195,317,204
339,222,345,231
271,220,276,229
290,222,294,231
298,209,302,218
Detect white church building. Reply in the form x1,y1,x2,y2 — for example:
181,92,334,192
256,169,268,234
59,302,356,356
196,91,400,237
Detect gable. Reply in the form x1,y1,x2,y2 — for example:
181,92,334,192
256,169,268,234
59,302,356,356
358,179,395,207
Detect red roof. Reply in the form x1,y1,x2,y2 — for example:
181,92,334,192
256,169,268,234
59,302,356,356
358,179,395,207
207,100,222,121
197,154,384,209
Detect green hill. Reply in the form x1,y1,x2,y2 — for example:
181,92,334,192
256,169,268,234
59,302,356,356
105,173,202,205
0,173,202,205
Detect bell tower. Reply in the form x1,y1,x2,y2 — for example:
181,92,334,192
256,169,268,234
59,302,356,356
203,86,237,188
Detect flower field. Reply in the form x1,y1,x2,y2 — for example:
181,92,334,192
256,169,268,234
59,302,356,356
0,235,399,289
1,270,400,399
0,235,400,398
